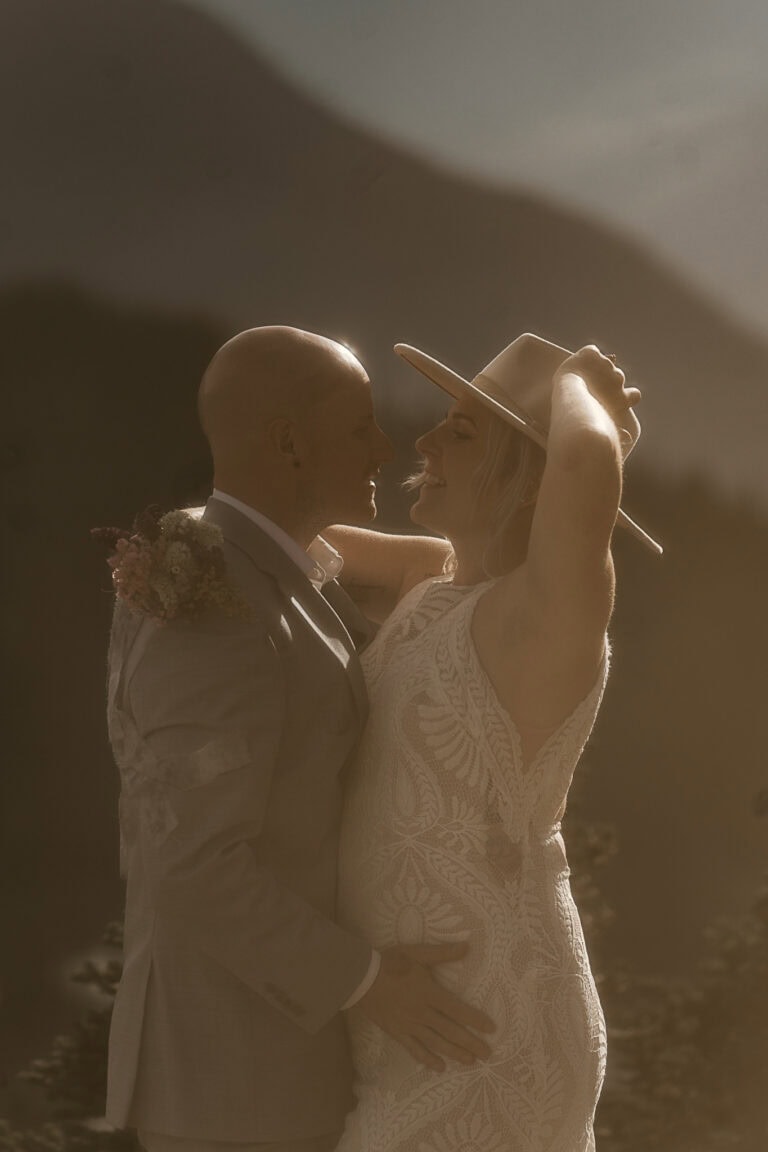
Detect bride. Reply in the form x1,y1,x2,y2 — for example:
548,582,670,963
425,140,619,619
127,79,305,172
328,335,661,1152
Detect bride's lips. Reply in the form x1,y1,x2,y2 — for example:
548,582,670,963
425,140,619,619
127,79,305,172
420,471,446,489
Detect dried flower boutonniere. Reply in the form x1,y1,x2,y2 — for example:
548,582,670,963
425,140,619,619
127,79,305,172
92,506,252,624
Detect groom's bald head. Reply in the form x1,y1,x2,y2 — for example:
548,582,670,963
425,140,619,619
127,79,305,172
198,325,362,450
196,325,392,542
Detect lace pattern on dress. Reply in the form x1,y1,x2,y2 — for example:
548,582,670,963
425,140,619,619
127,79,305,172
336,577,608,1152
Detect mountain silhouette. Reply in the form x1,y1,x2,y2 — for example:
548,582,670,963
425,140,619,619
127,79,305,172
1,0,767,499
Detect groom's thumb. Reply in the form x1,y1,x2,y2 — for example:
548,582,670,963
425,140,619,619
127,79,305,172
400,941,469,968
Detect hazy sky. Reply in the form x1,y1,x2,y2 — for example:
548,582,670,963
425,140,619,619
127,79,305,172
180,0,768,339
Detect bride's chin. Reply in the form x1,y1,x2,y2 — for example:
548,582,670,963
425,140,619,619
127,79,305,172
409,495,437,531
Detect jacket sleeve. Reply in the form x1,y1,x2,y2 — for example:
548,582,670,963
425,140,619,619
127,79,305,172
124,616,372,1035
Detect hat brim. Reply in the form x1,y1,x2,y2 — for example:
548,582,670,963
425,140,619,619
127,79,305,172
394,342,663,557
394,344,549,448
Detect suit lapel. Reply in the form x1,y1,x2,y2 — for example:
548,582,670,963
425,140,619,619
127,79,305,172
203,498,368,724
319,578,375,652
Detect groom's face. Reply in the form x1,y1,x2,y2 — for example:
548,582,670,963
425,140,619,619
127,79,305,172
299,350,394,527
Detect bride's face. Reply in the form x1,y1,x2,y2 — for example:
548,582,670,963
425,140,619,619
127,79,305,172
410,395,500,543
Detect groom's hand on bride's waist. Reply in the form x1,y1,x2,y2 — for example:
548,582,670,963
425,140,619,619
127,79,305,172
353,942,495,1071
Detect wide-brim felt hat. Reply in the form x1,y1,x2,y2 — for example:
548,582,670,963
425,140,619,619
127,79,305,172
395,333,662,556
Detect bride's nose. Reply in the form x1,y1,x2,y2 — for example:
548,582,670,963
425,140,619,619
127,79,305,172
415,424,441,454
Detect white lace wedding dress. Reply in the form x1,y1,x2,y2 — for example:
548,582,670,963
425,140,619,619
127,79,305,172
336,578,609,1152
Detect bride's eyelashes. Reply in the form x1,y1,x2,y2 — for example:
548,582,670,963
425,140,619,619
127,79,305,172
446,422,474,442
447,410,479,439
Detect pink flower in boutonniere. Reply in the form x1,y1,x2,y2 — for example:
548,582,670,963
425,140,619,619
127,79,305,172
92,506,252,624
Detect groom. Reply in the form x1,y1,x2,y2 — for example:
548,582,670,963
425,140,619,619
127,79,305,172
105,327,493,1152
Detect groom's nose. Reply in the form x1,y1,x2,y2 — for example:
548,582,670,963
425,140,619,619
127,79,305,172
373,424,395,463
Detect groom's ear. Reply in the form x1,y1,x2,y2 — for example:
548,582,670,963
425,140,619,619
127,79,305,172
268,417,302,468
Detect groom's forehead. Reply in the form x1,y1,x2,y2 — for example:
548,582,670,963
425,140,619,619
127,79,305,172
314,361,373,410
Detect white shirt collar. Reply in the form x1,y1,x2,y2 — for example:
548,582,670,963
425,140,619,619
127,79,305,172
211,489,343,589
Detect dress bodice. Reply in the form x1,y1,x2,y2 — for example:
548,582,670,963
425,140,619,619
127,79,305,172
352,576,607,847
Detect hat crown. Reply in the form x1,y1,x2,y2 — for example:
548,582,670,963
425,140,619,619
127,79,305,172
473,333,570,439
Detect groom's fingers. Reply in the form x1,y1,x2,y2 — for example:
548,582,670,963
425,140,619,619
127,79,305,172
413,1024,474,1067
396,942,495,1038
421,1010,492,1062
356,942,496,1067
403,1035,446,1072
428,985,496,1037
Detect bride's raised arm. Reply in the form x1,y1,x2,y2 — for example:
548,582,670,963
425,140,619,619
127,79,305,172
477,345,639,742
322,525,451,622
524,347,640,644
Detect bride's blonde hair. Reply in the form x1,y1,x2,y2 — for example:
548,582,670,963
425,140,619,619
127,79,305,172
472,418,545,576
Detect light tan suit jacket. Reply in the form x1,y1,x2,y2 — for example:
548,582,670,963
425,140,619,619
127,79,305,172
105,497,372,1142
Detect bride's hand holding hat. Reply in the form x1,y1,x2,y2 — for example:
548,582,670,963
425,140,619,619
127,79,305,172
555,344,642,461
